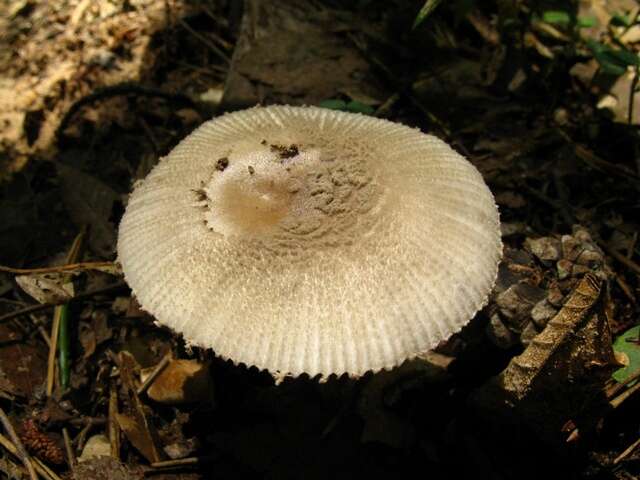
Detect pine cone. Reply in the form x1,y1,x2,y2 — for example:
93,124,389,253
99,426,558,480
20,419,64,465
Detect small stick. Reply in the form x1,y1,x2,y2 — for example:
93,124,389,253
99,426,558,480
62,427,75,471
68,416,107,428
32,456,63,480
600,243,640,276
614,436,640,465
46,306,62,396
109,384,120,459
178,18,230,64
0,409,37,480
75,421,92,454
615,273,637,304
611,381,640,408
136,354,172,396
150,456,216,468
0,282,127,323
606,367,640,399
0,261,116,275
34,322,52,347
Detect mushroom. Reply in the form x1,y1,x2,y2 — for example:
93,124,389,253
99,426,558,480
118,105,502,379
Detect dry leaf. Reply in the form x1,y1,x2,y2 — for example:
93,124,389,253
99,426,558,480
475,274,617,448
117,351,162,463
141,359,213,405
16,272,74,304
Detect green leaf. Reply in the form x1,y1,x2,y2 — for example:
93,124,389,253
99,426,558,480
345,101,375,115
611,12,631,27
577,16,597,28
318,99,348,110
412,0,444,29
613,325,640,383
609,47,640,67
542,10,571,25
586,39,638,76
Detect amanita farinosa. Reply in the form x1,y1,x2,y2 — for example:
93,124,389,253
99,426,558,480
118,105,502,379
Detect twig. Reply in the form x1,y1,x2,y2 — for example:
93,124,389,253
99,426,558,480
200,6,234,50
374,93,400,118
109,384,120,460
74,422,92,454
150,456,216,468
178,18,231,65
606,367,640,399
0,282,128,324
611,380,640,408
68,416,107,428
136,354,172,396
32,457,63,480
615,273,637,304
0,261,116,275
62,427,75,471
36,324,52,347
556,129,640,189
0,408,37,480
46,307,61,396
600,243,640,276
614,436,640,465
176,60,227,75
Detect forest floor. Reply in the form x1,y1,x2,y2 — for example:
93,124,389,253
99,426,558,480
1,1,640,479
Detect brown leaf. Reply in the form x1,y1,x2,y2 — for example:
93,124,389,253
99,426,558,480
475,274,617,448
117,352,162,463
141,359,213,405
116,413,161,464
15,272,74,304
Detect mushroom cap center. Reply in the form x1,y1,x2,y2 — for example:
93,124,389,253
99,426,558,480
197,141,386,247
215,177,294,235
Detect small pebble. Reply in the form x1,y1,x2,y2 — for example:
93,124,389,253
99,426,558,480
163,438,198,460
531,299,557,329
486,313,517,349
547,286,565,307
575,249,603,269
525,237,561,263
561,235,581,262
78,434,110,462
557,259,573,280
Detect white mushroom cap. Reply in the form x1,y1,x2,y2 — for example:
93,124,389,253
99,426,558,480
118,105,502,379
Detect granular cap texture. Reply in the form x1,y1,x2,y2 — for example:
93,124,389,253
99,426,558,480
118,105,502,378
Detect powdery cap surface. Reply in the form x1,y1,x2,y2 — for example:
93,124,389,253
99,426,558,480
118,105,502,378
